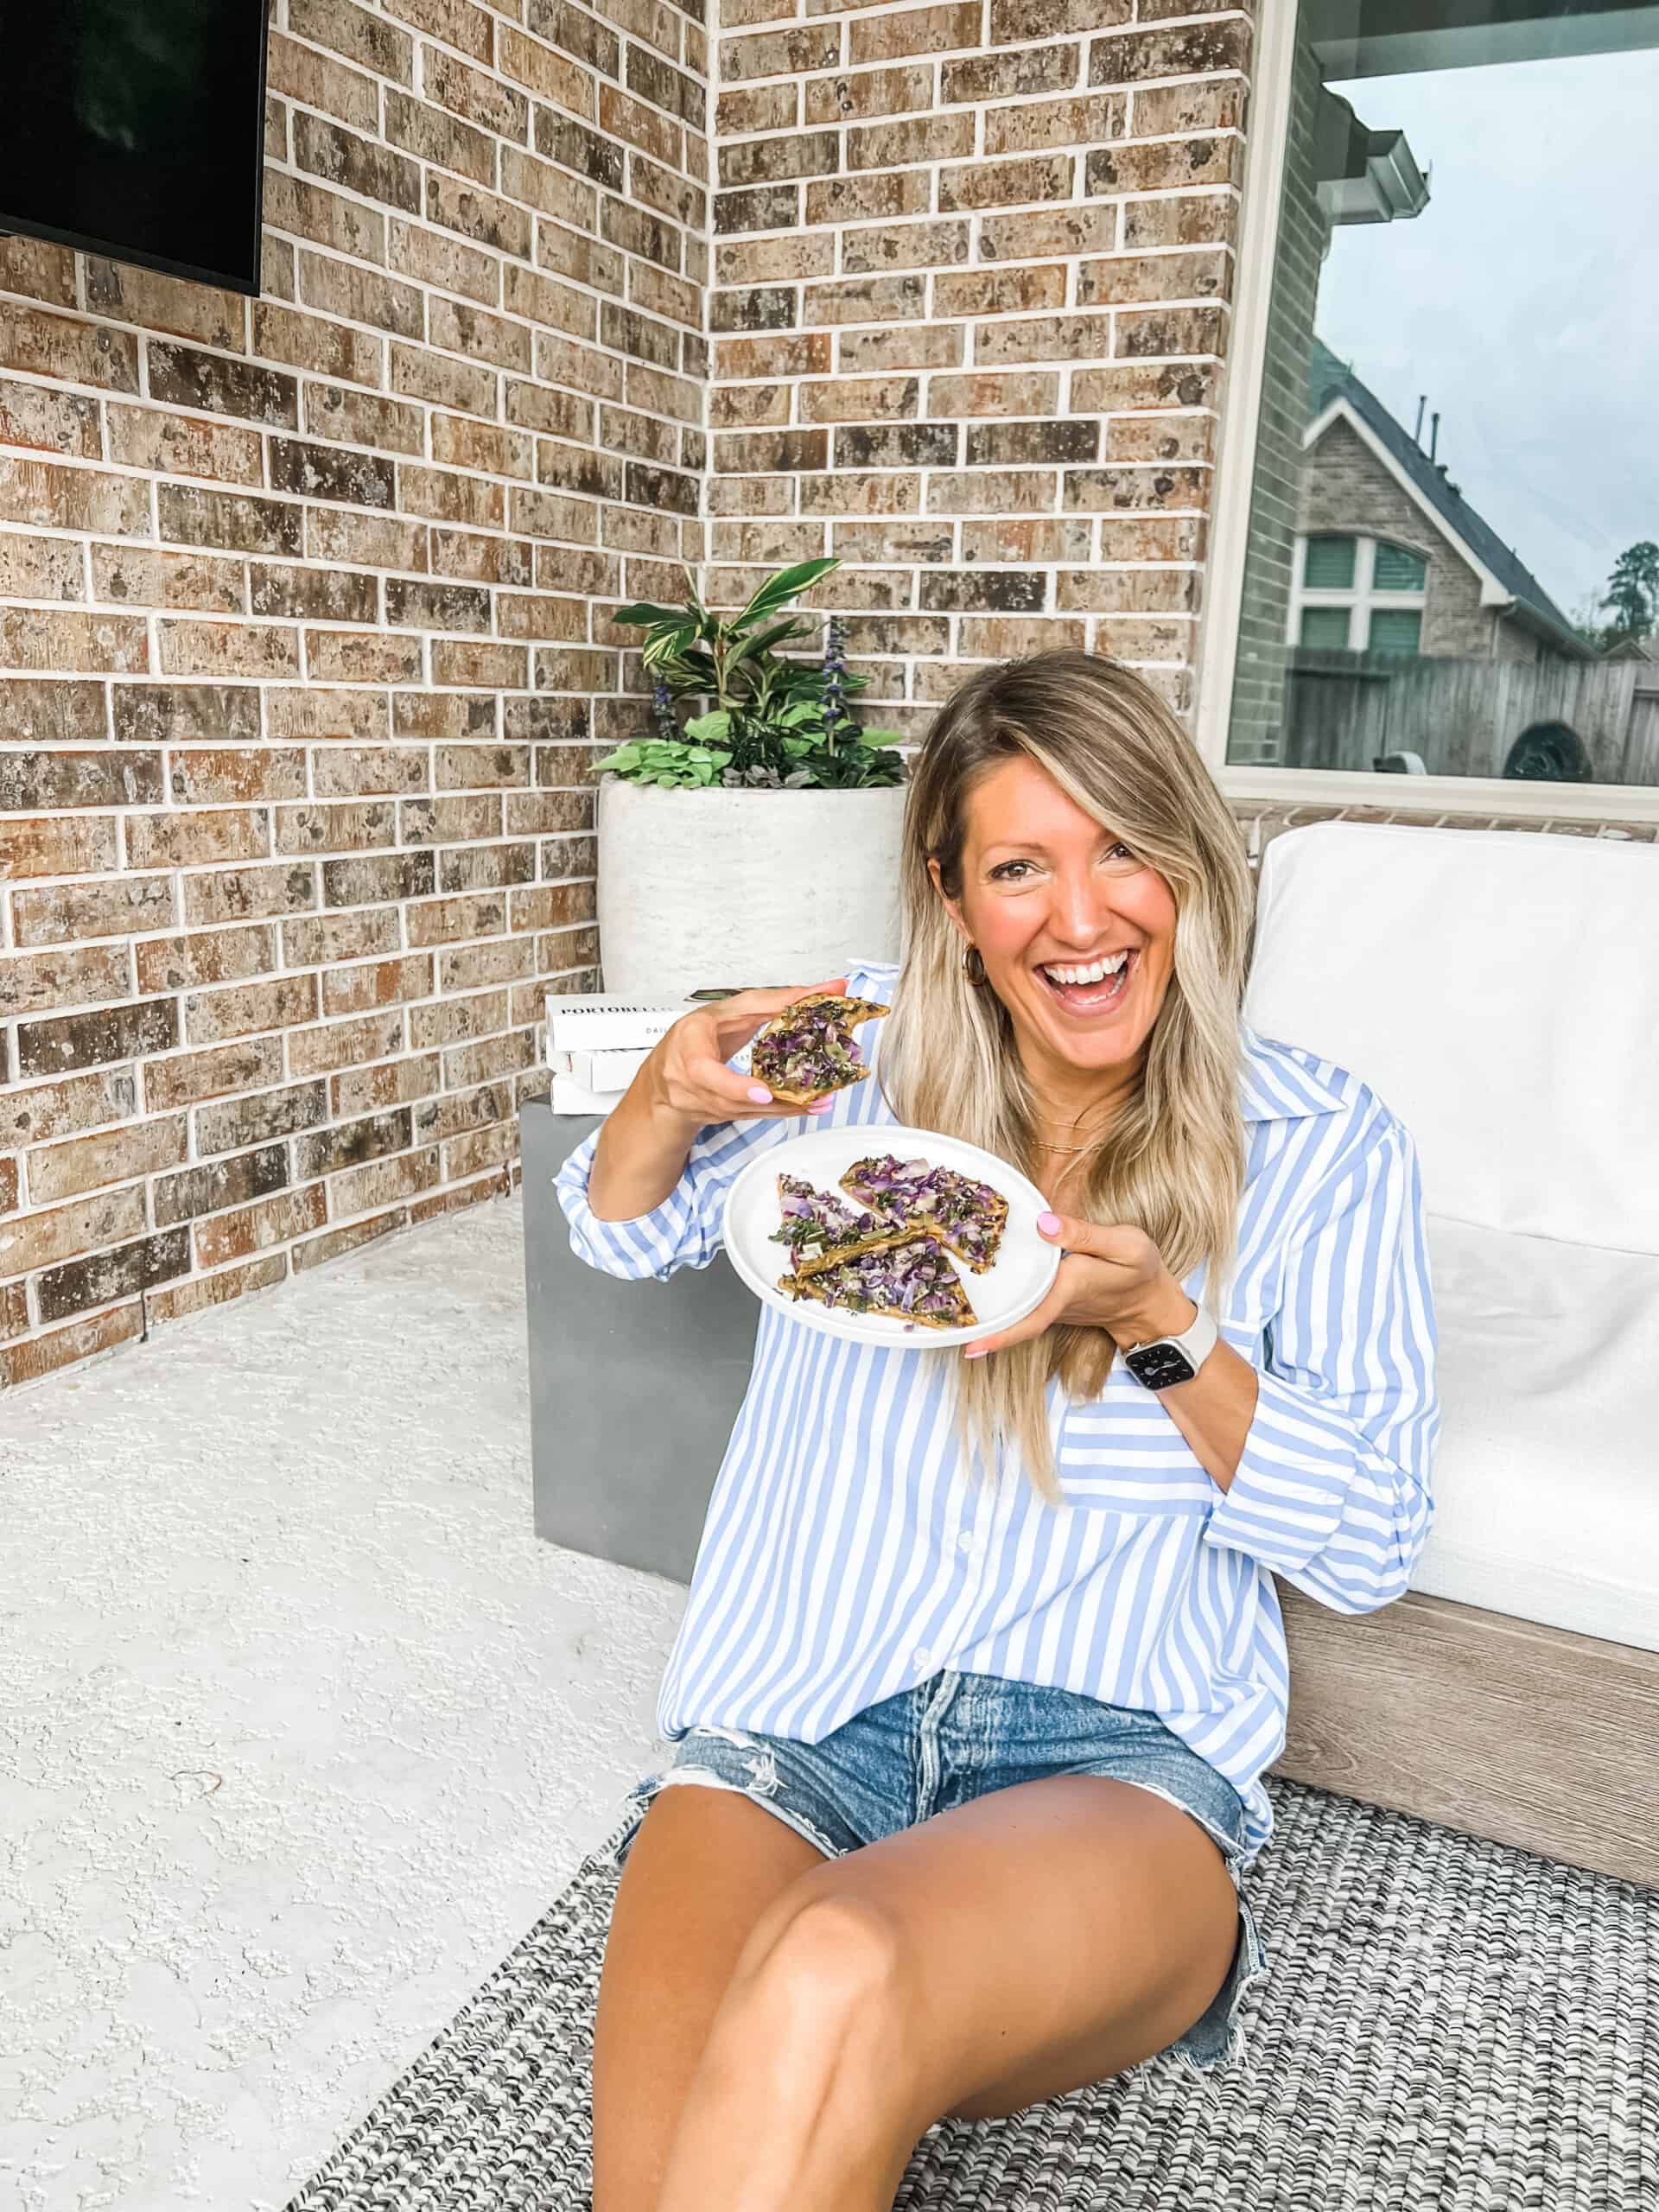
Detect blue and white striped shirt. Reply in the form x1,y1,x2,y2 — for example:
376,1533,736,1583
555,957,1440,1869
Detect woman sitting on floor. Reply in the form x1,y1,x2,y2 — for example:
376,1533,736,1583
556,647,1440,2211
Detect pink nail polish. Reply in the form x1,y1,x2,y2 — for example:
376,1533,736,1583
747,1084,772,1103
1037,1211,1061,1234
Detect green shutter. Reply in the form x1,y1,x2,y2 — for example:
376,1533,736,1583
1374,542,1427,592
1368,609,1422,655
1300,606,1352,648
1303,536,1357,588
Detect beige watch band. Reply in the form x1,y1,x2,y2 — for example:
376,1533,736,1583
1124,1300,1218,1371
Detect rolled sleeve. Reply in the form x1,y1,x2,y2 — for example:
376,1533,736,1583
1202,1117,1440,1613
555,1127,706,1281
553,1109,793,1284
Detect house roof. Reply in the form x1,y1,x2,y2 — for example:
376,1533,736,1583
1306,337,1586,657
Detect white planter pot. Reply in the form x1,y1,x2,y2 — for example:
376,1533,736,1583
597,777,908,1001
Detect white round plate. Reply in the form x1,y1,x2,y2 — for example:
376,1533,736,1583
721,1122,1061,1349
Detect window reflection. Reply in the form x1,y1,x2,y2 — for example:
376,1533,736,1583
1294,531,1428,653
1226,0,1659,785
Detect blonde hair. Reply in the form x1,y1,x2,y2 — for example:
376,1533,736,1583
877,651,1257,1503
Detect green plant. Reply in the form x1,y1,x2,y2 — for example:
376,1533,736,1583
592,557,906,791
1599,540,1659,645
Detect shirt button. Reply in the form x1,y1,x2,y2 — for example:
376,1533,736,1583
912,1646,931,1669
957,1530,978,1554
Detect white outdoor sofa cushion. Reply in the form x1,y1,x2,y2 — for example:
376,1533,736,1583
1242,819,1659,1656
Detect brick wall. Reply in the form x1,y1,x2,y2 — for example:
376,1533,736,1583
707,0,1249,734
0,0,709,1388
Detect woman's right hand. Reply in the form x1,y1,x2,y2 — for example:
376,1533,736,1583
587,978,849,1224
643,976,850,1128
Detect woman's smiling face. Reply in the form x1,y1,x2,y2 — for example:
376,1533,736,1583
931,753,1179,1088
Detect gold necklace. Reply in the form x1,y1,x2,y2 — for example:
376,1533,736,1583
1031,1096,1117,1155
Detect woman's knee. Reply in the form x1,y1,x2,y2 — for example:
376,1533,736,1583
717,1890,916,2087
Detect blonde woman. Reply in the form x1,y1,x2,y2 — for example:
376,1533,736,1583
556,649,1440,2211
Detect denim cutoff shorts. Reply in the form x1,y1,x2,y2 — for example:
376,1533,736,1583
603,1667,1270,2080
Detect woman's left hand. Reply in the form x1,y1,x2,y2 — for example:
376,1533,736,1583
963,1211,1193,1358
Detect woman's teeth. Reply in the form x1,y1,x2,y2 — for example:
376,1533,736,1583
1039,950,1136,1009
1045,953,1129,984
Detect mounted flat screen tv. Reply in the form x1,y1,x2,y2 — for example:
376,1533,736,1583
0,0,271,296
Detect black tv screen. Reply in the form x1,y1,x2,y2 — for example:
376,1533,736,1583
0,0,270,296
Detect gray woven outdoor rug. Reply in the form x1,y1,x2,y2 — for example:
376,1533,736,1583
286,1772,1658,2210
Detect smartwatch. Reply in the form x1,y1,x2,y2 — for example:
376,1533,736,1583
1120,1302,1218,1389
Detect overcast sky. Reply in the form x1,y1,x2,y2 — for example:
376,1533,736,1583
1314,47,1659,625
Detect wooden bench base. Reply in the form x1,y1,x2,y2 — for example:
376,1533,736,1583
1274,1584,1659,1891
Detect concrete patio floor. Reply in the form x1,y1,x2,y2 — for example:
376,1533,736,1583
2,1190,683,2212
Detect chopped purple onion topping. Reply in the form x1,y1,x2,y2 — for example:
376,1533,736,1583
842,1154,1007,1268
770,1173,892,1270
751,997,880,1096
788,1233,974,1325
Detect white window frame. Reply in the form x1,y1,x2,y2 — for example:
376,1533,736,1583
1192,0,1659,824
1290,534,1427,651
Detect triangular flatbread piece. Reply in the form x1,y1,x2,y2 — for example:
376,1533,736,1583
784,1234,977,1330
840,1154,1009,1273
748,992,889,1108
769,1173,919,1280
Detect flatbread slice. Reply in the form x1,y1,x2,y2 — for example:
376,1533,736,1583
784,1235,977,1330
840,1154,1010,1274
747,992,889,1108
768,1173,920,1281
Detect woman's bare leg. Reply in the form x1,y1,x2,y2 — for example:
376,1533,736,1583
591,1783,825,2211
653,1774,1242,2212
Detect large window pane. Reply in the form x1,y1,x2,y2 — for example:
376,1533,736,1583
1224,0,1659,786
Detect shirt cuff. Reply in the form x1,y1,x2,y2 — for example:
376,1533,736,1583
555,1137,697,1281
1200,1367,1361,1575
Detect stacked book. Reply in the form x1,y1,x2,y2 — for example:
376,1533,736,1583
545,993,684,1115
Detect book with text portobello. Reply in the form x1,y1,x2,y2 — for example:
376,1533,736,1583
545,993,685,1054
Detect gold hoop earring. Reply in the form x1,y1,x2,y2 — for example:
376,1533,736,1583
962,943,988,988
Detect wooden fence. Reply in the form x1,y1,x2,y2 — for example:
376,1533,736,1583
1281,652,1659,784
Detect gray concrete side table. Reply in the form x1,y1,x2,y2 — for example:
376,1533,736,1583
519,1097,756,1583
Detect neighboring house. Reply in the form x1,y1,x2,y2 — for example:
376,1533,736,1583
1291,339,1589,665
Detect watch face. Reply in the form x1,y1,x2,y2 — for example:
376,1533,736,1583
1124,1341,1198,1389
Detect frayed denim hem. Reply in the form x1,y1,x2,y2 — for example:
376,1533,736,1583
1115,1873,1271,2085
1085,1773,1272,2082
598,1765,842,1875
1074,1771,1238,1877
1138,1885,1273,2083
